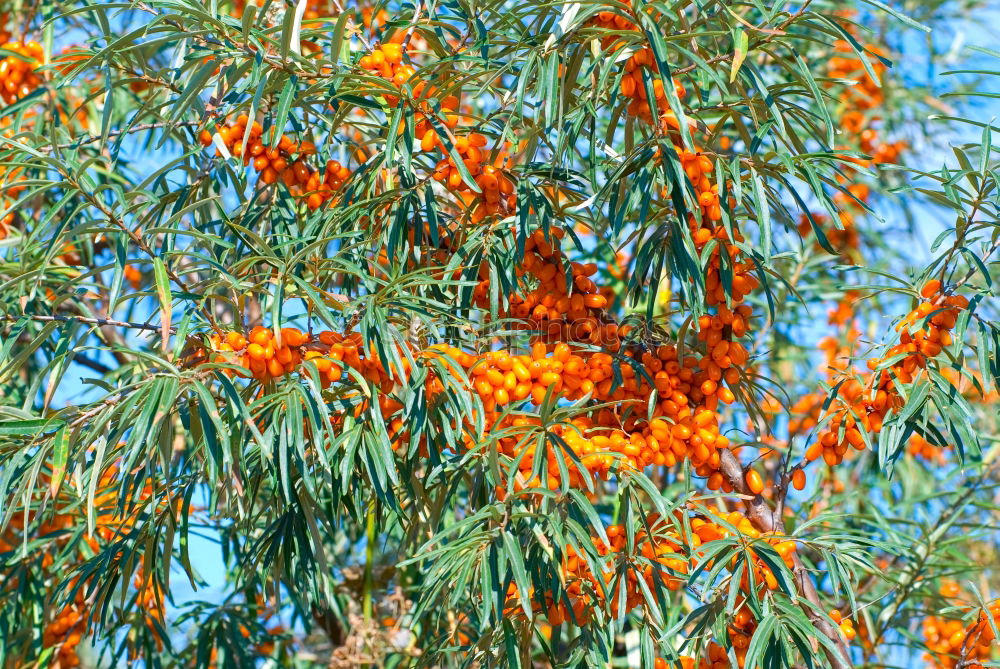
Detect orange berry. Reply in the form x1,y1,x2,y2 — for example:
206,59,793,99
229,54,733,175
920,279,941,298
226,331,247,350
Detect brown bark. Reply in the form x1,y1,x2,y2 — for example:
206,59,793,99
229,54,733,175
718,448,853,669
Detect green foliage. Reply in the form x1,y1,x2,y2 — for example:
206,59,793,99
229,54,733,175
0,0,997,668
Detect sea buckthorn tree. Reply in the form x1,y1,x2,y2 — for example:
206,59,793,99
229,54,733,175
0,0,998,667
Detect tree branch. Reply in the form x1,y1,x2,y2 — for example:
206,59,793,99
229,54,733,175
34,122,201,153
70,354,114,376
719,448,853,669
0,313,171,333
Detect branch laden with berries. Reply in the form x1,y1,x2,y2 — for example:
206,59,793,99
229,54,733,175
0,1,998,668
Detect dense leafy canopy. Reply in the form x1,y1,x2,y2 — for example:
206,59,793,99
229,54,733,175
0,0,998,668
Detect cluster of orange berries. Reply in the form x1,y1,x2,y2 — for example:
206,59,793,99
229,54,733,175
476,227,614,346
209,327,307,382
691,223,758,310
533,542,604,625
305,330,405,391
693,308,748,392
590,7,637,36
679,227,758,482
907,433,949,463
509,346,732,488
919,583,997,668
704,506,797,592
671,153,757,448
504,522,674,625
614,508,796,666
724,607,757,668
357,38,456,145
43,592,87,668
603,520,692,605
511,505,794,635
359,40,412,90
591,1,727,259
806,280,967,467
922,605,1000,668
828,36,906,167
617,47,686,123
922,616,978,668
199,116,350,210
803,388,874,467
468,343,596,410
677,147,723,223
1,461,166,668
432,135,517,222
123,264,142,291
829,609,857,642
465,222,742,489
668,601,790,667
589,4,687,124
422,338,730,490
207,326,409,396
895,279,967,359
359,38,520,223
134,572,166,648
650,643,744,669
0,40,43,105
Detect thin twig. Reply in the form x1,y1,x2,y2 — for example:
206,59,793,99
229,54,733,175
35,122,200,153
70,354,114,376
68,393,123,428
868,456,1000,650
673,1,813,77
60,174,220,332
951,237,1000,292
0,313,171,333
399,0,424,53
